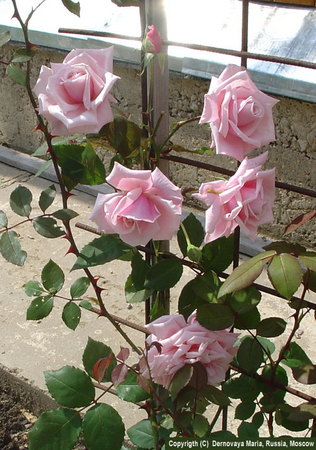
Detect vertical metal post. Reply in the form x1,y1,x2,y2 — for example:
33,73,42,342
241,0,249,68
144,0,171,319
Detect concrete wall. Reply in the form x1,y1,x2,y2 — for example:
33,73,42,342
1,43,315,248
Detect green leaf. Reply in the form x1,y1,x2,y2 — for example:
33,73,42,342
292,365,316,385
256,337,276,360
305,270,316,292
298,252,316,272
275,406,310,432
144,258,183,290
82,337,116,383
83,404,125,450
228,286,261,314
53,143,105,190
72,234,132,270
39,185,56,213
45,366,95,408
209,431,236,439
41,260,65,294
116,371,150,402
61,0,80,16
26,296,54,320
169,365,193,398
237,337,264,373
10,185,32,217
178,272,220,319
100,117,142,157
177,213,204,257
0,230,27,266
264,241,306,255
238,422,259,439
125,253,153,303
192,414,209,437
52,209,79,221
6,64,27,85
127,419,155,449
197,303,234,331
252,412,264,429
0,210,8,228
12,48,36,63
28,408,81,450
282,342,312,368
260,365,288,404
70,277,90,298
297,403,316,418
256,317,287,338
235,401,256,420
125,275,152,303
79,299,93,310
33,217,64,238
111,0,141,6
223,375,261,402
201,385,231,406
201,235,234,272
35,159,53,177
130,253,150,288
0,30,11,48
268,253,303,299
187,244,203,263
62,302,81,330
234,307,261,330
218,251,276,297
23,280,44,297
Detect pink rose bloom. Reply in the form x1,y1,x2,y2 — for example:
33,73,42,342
33,47,119,136
200,64,278,161
193,152,275,243
144,25,162,53
141,311,238,388
89,162,183,246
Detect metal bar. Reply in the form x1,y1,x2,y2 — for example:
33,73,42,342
162,154,316,198
74,222,316,311
58,28,316,70
241,0,249,67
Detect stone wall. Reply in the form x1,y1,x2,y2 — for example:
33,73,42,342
0,43,315,248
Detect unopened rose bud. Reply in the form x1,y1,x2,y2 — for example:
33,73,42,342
143,25,162,54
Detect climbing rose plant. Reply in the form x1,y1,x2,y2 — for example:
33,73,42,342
0,1,315,449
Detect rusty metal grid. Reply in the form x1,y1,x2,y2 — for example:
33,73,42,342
66,0,315,311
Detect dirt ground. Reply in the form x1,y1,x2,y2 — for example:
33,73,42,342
0,387,33,449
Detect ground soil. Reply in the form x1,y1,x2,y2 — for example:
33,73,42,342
0,387,35,449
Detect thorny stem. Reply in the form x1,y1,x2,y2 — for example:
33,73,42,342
274,282,309,369
12,0,142,356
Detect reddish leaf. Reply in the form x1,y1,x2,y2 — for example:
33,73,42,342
111,363,129,387
116,347,130,362
137,375,152,393
284,210,316,235
92,356,114,383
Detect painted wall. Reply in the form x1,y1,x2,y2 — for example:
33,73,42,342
1,44,315,248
